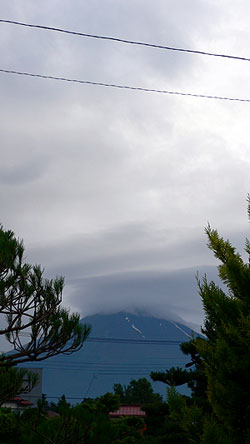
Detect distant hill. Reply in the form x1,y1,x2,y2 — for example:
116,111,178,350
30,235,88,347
22,312,201,402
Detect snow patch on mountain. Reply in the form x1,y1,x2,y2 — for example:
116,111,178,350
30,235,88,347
131,324,145,338
131,324,143,334
124,316,145,338
171,322,192,339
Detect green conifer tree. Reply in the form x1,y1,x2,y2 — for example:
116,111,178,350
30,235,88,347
151,197,250,443
195,200,250,442
0,225,91,367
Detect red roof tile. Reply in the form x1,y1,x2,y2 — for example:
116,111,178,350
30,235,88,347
109,405,146,417
10,397,33,406
19,400,33,406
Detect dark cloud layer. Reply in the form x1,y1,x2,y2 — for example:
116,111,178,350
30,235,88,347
26,223,237,326
67,267,219,327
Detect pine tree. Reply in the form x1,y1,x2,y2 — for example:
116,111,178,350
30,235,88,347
195,202,250,442
113,378,163,405
151,198,250,443
0,225,91,367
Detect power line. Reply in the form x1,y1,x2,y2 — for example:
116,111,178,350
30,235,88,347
1,19,250,63
31,360,186,367
23,394,100,400
20,360,187,371
17,332,189,344
10,395,90,400
28,364,185,372
86,337,183,344
1,68,250,103
22,359,188,372
26,366,178,374
35,359,187,366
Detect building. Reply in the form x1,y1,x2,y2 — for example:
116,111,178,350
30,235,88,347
2,367,42,411
2,396,33,411
21,367,43,406
109,404,146,418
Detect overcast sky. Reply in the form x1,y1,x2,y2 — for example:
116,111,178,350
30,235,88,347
1,0,250,330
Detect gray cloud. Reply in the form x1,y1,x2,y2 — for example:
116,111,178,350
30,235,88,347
65,266,219,326
0,153,48,186
27,223,211,277
25,222,235,326
1,1,250,327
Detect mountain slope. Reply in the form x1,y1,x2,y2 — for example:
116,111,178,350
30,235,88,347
23,312,201,401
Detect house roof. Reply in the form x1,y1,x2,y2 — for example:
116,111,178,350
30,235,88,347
11,397,33,406
109,405,146,417
19,400,33,406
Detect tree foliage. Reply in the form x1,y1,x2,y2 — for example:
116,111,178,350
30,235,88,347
18,393,144,444
113,378,163,405
149,198,250,442
194,213,250,442
0,366,38,406
0,225,91,367
0,408,18,444
151,366,191,387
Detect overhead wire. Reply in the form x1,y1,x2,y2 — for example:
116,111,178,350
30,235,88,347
86,337,183,344
17,331,188,344
20,395,105,400
28,364,186,372
30,358,187,365
0,68,250,103
1,19,250,63
21,355,188,372
28,368,168,375
24,366,185,375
